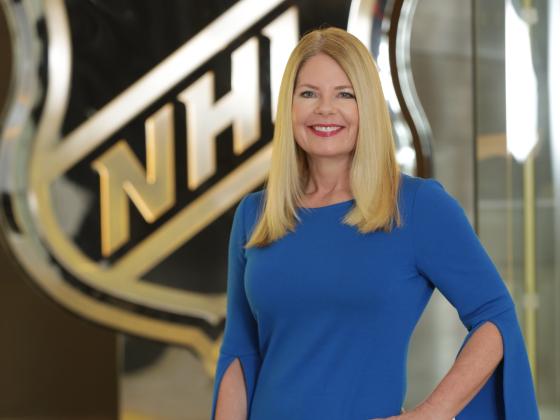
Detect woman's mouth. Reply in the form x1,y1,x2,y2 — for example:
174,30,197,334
308,124,344,138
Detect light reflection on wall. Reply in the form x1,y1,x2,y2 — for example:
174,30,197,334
505,0,538,162
549,0,560,197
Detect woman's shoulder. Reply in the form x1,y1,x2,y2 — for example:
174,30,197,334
235,189,265,226
399,173,448,203
400,173,468,233
400,172,441,188
398,173,464,228
241,189,265,211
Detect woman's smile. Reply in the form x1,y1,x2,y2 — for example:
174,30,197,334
307,124,345,137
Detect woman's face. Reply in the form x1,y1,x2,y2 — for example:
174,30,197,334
292,53,359,161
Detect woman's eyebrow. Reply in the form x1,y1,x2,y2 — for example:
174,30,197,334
295,83,354,90
296,83,319,89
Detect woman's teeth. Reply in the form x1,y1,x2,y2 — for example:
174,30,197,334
314,126,340,132
309,125,343,137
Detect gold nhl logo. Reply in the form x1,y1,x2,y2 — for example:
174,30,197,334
0,0,302,374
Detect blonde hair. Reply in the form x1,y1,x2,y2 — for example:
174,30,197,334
246,27,401,248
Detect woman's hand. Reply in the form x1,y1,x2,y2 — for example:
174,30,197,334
369,401,450,420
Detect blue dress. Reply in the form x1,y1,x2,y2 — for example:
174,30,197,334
211,173,540,419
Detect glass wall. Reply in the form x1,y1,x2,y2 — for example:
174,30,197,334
474,0,559,418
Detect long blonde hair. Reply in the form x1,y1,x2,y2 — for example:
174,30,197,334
246,27,401,248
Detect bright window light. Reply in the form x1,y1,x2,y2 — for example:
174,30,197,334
505,0,539,162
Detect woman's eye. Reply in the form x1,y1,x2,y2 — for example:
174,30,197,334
300,90,316,98
339,91,355,99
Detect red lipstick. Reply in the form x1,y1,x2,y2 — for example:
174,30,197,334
308,124,344,138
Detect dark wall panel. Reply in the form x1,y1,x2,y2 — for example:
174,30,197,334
0,251,118,417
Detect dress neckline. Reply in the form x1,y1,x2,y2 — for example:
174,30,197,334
298,198,355,210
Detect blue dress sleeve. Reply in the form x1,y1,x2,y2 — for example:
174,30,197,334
211,195,262,420
412,179,540,419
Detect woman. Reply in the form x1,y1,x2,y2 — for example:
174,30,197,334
211,27,539,420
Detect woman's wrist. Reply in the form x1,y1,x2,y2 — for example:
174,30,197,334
413,399,452,420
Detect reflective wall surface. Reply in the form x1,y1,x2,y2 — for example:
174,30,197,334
474,0,559,418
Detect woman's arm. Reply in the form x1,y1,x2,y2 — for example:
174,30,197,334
211,195,262,419
215,358,248,420
416,321,504,419
372,321,504,420
392,178,538,419
411,322,503,420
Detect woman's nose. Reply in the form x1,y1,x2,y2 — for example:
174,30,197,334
314,97,335,115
